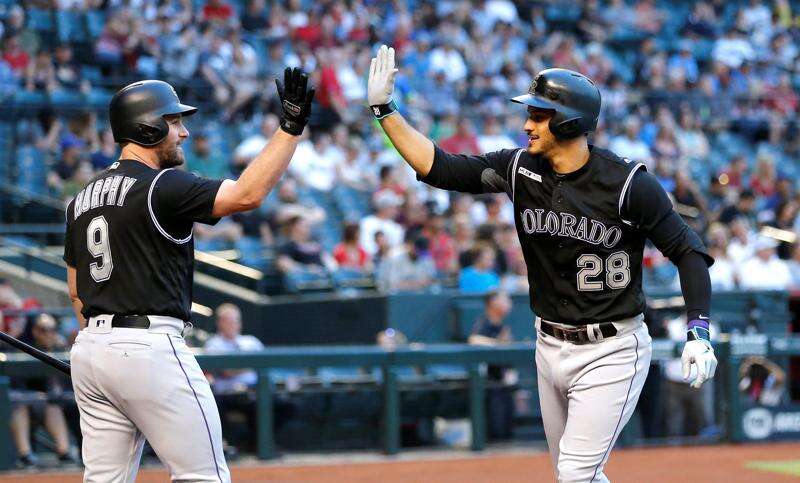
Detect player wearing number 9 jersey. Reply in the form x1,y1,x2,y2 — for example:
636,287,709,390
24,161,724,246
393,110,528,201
368,45,717,482
63,71,313,482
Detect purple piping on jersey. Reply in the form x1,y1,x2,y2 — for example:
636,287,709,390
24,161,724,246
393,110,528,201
589,332,640,483
167,335,223,481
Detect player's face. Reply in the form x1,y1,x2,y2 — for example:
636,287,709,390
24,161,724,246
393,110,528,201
523,108,556,156
157,114,189,169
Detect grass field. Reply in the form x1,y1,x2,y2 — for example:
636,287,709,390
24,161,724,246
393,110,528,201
2,442,799,482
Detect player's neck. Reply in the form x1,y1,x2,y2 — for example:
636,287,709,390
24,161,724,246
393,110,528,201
119,145,161,170
546,139,591,175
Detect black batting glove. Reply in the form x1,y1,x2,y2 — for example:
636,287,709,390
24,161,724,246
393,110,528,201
275,67,315,136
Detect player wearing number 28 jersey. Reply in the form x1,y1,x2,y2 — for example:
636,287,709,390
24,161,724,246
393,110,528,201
367,45,718,482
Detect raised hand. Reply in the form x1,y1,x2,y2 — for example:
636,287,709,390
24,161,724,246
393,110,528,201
276,67,315,136
368,45,399,107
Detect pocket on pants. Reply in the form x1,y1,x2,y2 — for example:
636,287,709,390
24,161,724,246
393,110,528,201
102,343,159,401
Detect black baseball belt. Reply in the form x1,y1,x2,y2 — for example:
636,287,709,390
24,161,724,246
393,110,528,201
539,319,618,344
108,315,151,329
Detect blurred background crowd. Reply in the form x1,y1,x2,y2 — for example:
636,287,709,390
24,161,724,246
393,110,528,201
3,0,800,295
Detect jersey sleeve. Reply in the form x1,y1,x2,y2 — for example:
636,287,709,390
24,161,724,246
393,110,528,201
63,199,76,267
417,145,521,196
153,169,224,226
622,169,714,266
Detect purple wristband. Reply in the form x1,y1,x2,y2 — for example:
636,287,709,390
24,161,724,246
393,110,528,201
687,319,710,331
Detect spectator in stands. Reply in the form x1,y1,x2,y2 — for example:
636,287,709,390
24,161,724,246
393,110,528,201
719,155,748,189
233,114,280,167
202,0,235,25
360,191,405,256
422,212,457,275
268,179,326,229
89,128,117,170
376,234,436,293
477,116,515,153
185,130,229,179
739,236,793,290
609,117,653,169
713,27,755,69
337,136,377,191
675,109,709,161
727,216,756,268
220,38,260,122
241,0,269,33
749,153,777,198
52,44,89,94
0,279,25,338
788,243,800,289
25,49,56,93
2,35,29,80
277,216,333,289
672,171,708,231
439,117,481,155
459,245,501,293
718,189,757,225
288,131,343,192
468,291,515,440
47,135,85,196
10,314,77,468
332,222,372,272
372,166,406,205
204,303,265,393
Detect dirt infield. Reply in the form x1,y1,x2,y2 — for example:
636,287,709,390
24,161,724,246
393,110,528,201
3,442,799,482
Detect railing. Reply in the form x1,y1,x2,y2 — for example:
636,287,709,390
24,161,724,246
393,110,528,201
1,336,798,471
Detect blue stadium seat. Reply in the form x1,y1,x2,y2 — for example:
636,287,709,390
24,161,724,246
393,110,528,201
26,8,55,33
81,65,103,84
12,90,47,106
85,10,106,39
49,89,86,107
15,146,47,195
86,88,113,109
56,11,88,43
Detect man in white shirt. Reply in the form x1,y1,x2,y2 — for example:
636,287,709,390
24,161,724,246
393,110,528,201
233,114,280,164
359,191,405,255
478,116,516,153
739,236,792,290
712,28,755,69
608,117,653,169
288,131,344,191
204,303,265,394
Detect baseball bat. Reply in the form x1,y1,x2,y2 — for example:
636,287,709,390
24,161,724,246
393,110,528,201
0,331,71,376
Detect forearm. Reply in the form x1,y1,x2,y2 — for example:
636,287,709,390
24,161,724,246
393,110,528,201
379,113,435,177
676,250,711,323
234,129,299,206
71,297,86,329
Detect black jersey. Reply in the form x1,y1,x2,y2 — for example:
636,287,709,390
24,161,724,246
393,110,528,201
421,145,711,325
63,159,223,321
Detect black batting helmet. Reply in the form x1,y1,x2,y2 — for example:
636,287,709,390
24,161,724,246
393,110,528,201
510,68,601,139
109,80,197,146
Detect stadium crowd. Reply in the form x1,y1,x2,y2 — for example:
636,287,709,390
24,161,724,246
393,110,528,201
2,0,800,295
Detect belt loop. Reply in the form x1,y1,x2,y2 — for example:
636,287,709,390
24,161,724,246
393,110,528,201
586,324,598,343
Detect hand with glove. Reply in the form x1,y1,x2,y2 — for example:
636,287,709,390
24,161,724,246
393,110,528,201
276,67,315,136
367,44,400,119
681,320,718,389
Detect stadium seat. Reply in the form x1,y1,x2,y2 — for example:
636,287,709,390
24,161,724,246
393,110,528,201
56,11,88,43
12,90,47,106
85,10,106,39
26,8,55,33
49,89,86,108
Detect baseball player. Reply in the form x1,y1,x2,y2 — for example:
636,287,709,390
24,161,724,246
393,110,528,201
368,45,717,482
63,69,314,482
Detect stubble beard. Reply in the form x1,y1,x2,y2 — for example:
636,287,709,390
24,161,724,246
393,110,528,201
157,141,184,169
